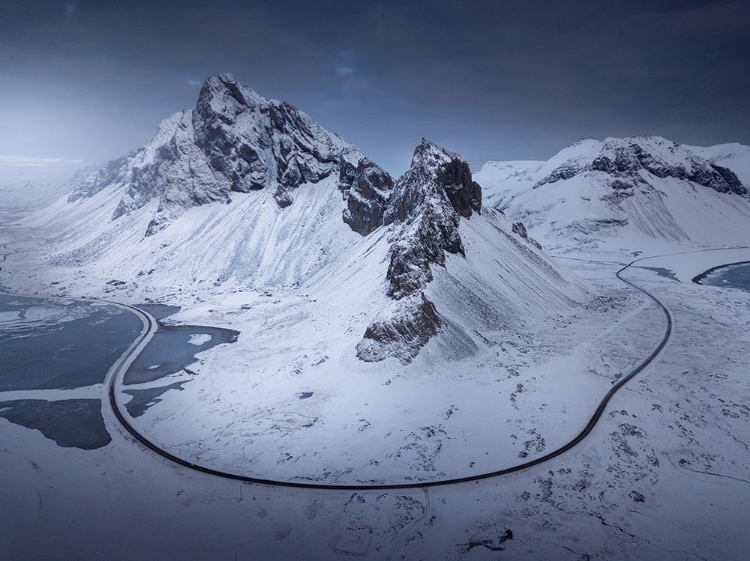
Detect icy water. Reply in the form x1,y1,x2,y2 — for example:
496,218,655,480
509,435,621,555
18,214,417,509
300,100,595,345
0,294,143,449
0,292,240,444
121,311,239,417
0,399,111,450
696,262,750,292
0,294,143,391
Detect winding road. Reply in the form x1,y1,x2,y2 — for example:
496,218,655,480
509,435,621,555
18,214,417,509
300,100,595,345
104,257,673,491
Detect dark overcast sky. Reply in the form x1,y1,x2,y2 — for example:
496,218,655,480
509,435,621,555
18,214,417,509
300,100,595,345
1,0,749,176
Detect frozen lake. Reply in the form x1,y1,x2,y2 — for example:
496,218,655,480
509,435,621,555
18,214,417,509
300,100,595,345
696,261,750,292
0,294,143,392
0,294,238,448
0,294,142,449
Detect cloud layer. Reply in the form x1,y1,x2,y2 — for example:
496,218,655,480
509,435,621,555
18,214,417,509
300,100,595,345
1,0,748,176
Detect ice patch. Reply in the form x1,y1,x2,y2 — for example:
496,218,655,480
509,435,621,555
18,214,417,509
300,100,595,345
188,334,212,346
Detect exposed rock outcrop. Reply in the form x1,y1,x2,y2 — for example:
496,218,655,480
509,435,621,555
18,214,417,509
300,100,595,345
535,135,746,195
511,221,542,250
339,158,394,236
67,73,394,237
357,140,482,363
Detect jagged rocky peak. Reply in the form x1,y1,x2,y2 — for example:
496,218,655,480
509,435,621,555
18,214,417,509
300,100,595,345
338,158,394,236
383,139,481,299
387,139,481,224
535,135,746,195
192,72,364,207
65,73,394,236
357,139,482,364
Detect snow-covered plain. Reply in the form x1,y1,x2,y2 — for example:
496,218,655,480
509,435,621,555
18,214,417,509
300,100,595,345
3,238,750,560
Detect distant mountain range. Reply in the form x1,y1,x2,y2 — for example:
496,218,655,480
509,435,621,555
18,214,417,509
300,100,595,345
23,74,585,364
477,136,750,252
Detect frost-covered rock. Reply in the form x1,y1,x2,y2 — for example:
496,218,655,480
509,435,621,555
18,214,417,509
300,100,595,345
357,140,482,363
339,158,394,236
535,136,746,195
511,221,542,250
356,293,441,364
67,73,393,237
478,135,750,250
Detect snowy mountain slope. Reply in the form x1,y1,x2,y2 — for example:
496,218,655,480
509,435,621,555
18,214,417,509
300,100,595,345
17,76,587,364
478,136,750,252
26,175,369,291
686,142,750,187
60,73,392,238
473,160,543,208
21,74,396,289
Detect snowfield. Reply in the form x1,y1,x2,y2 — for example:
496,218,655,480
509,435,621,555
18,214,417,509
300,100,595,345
3,237,750,560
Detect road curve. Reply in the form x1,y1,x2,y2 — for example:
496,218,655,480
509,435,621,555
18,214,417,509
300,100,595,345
106,258,673,491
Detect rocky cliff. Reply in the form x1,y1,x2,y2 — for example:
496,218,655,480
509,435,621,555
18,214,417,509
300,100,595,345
356,140,483,363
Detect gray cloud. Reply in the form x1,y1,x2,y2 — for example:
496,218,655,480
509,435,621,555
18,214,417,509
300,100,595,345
1,0,748,177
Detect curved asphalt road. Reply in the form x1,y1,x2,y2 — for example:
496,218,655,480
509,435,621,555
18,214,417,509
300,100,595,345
106,257,673,491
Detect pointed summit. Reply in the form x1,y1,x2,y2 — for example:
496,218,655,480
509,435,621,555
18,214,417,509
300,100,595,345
358,140,483,363
67,73,393,235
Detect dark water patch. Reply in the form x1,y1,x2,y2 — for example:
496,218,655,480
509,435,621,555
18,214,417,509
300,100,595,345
0,399,111,450
123,323,239,385
137,304,181,321
693,261,750,291
0,294,143,391
637,266,679,281
122,381,187,417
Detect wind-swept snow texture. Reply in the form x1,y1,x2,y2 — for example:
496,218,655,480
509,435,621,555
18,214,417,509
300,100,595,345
477,136,750,253
20,75,585,364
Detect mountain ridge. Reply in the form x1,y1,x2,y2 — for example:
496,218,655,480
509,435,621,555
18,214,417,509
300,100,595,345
18,74,587,364
65,73,393,238
477,136,750,252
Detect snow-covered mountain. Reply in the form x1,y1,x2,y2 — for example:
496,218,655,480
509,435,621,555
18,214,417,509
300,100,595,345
476,136,750,252
62,73,392,238
18,74,585,363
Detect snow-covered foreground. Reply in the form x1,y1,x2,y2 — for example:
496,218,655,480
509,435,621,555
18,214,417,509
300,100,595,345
114,258,658,484
3,242,750,559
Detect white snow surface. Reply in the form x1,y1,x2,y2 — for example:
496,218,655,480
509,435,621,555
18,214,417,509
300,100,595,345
478,136,750,255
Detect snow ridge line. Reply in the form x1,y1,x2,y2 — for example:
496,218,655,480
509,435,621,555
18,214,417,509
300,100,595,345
106,259,676,491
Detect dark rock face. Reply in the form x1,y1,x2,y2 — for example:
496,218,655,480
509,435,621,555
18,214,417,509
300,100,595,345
339,158,394,236
511,221,542,250
534,163,580,187
436,156,482,218
356,294,441,365
511,221,528,239
383,140,478,300
535,136,747,195
67,73,393,237
357,139,480,363
710,164,746,194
